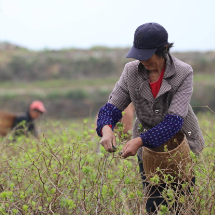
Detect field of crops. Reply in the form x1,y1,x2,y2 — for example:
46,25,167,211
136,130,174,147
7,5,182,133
0,113,215,214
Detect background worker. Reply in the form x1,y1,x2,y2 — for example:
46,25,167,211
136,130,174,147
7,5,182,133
119,103,135,134
12,100,46,138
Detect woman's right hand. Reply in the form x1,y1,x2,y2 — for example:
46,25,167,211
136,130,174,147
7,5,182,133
100,125,116,152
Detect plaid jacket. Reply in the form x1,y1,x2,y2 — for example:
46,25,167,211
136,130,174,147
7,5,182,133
108,54,204,159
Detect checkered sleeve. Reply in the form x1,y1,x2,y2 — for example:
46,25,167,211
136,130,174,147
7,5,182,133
108,64,131,110
168,70,193,118
96,103,122,137
140,114,184,148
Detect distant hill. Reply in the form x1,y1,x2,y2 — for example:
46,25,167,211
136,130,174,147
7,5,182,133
0,42,214,118
0,42,215,82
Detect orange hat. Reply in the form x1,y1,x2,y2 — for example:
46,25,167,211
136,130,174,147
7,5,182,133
29,100,46,113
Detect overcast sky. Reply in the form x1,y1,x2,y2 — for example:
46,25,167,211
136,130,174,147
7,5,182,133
0,0,214,51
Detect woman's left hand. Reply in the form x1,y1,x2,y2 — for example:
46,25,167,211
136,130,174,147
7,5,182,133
122,137,143,158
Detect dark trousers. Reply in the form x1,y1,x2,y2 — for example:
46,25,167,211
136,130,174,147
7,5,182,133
138,156,195,214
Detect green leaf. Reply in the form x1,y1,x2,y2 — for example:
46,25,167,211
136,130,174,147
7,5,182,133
23,205,28,211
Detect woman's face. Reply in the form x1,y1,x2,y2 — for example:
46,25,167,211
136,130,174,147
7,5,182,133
29,109,43,119
140,54,164,71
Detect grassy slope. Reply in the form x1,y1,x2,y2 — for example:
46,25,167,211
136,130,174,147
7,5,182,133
0,73,214,92
0,73,214,119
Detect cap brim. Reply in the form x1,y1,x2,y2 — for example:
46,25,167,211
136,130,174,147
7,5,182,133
39,107,46,113
126,46,157,61
35,107,46,113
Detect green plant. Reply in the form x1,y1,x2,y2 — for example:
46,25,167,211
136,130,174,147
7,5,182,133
0,114,214,214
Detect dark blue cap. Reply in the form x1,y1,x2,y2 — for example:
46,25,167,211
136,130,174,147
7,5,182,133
126,23,168,61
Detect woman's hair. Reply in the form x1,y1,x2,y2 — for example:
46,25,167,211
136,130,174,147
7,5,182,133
155,42,174,59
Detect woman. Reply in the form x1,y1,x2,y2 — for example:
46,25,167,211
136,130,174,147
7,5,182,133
12,100,46,138
96,23,204,213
